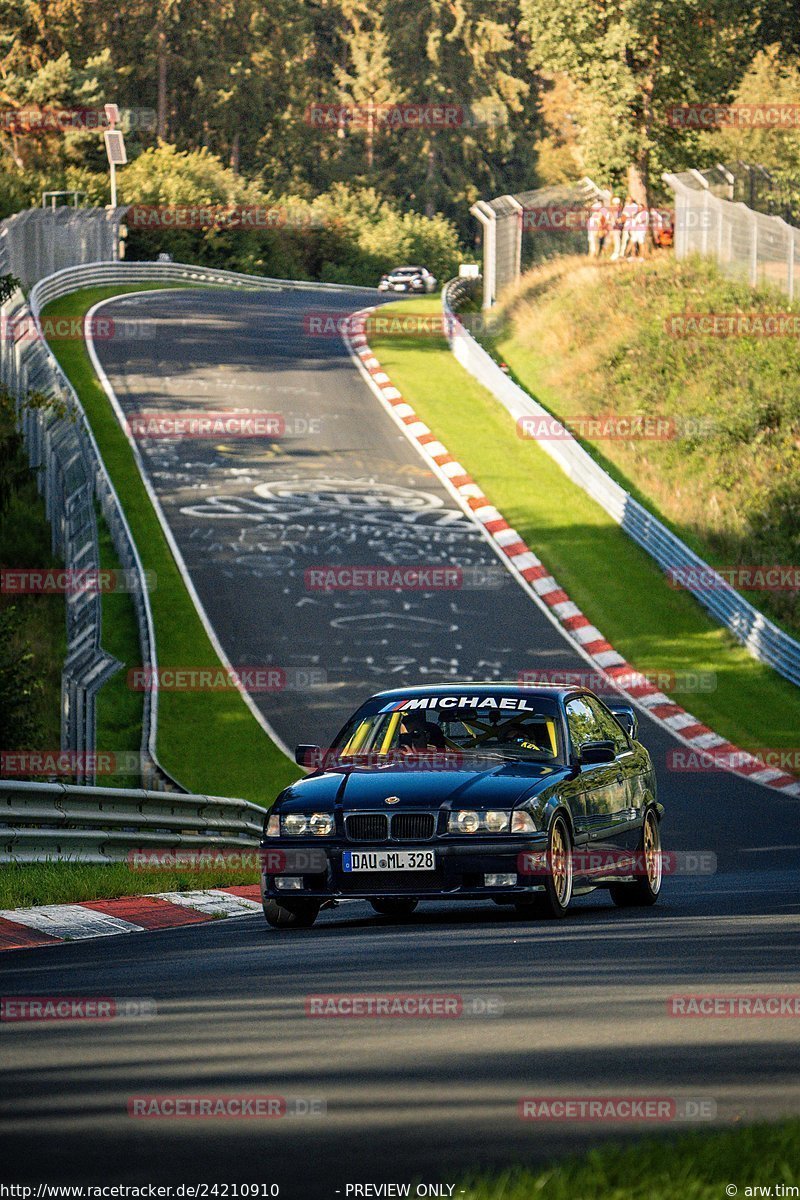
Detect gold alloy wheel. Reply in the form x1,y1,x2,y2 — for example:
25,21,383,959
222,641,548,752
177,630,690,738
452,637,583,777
550,818,573,907
643,810,662,893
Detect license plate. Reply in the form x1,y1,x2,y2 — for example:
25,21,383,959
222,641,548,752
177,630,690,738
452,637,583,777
342,849,436,873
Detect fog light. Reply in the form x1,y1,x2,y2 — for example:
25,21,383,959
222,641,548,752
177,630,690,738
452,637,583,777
485,873,516,887
275,876,303,891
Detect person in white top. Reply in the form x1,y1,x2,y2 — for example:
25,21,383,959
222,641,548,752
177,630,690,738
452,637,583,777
619,196,639,259
629,203,649,256
587,201,605,257
608,196,623,259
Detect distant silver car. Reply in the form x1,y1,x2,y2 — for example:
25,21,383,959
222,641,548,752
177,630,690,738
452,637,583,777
378,266,437,294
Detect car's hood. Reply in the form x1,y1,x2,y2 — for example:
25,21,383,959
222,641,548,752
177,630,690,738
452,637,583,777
279,760,567,812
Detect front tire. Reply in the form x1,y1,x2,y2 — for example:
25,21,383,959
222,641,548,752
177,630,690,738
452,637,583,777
370,898,419,918
263,898,320,929
515,813,573,919
610,808,662,908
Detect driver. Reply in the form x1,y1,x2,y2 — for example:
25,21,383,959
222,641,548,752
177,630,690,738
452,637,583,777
398,714,446,754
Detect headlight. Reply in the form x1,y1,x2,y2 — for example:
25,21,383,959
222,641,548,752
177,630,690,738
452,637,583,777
484,810,510,833
309,812,334,837
281,812,334,837
449,810,481,834
265,814,280,837
511,811,537,834
448,810,511,834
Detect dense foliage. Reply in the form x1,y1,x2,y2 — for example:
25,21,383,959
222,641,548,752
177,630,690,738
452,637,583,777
2,0,799,255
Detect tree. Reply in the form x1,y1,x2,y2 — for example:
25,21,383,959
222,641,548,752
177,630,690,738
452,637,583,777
520,0,763,205
333,2,400,173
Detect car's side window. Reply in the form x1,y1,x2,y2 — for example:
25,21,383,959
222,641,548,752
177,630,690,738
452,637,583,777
584,697,630,753
565,697,605,753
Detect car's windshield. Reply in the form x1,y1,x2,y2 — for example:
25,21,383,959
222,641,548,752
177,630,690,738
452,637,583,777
331,693,562,762
391,267,419,275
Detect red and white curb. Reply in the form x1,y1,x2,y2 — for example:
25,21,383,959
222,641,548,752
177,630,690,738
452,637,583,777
0,885,261,952
344,307,800,802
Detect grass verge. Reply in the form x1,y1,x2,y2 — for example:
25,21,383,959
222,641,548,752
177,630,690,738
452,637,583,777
0,860,258,909
486,254,800,639
458,1119,799,1200
42,283,300,804
371,298,800,754
0,402,65,751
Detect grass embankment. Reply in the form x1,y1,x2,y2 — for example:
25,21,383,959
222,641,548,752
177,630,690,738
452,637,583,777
42,284,299,803
371,298,800,755
459,1119,799,1200
486,254,800,639
0,429,65,748
0,859,259,909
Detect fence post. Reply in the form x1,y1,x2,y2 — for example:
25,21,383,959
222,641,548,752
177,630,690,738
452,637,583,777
788,227,795,301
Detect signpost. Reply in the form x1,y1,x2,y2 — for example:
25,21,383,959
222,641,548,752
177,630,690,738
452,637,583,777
103,104,127,207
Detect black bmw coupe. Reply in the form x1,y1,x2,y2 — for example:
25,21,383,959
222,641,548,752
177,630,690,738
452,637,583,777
260,684,663,928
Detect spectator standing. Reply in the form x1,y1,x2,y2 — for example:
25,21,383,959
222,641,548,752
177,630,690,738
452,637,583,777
587,200,604,257
620,196,638,258
608,196,623,259
630,203,649,256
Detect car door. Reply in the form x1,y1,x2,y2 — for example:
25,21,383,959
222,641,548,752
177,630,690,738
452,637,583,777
564,696,628,850
583,695,642,850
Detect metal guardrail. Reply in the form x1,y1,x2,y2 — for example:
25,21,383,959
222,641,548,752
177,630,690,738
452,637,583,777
30,259,377,310
442,279,800,688
0,780,265,864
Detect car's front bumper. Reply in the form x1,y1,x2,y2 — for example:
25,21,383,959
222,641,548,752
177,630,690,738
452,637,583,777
260,835,549,902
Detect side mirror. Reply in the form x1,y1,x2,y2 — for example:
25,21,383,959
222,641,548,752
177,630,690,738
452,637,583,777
578,740,616,765
607,703,638,740
295,744,321,768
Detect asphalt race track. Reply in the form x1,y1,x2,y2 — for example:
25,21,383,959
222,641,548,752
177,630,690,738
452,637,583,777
2,286,797,1197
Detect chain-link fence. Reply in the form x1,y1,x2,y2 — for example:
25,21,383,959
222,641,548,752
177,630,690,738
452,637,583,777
664,167,800,298
1,206,123,290
470,178,609,308
0,208,181,790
